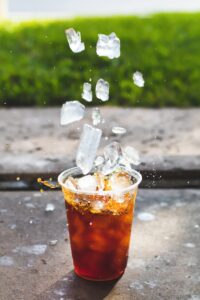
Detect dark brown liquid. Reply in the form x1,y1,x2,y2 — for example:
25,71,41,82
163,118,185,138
65,197,135,281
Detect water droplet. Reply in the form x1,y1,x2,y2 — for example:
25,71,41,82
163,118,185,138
45,203,55,212
129,281,144,290
137,212,155,221
144,281,157,288
8,224,17,230
0,256,14,266
49,240,58,246
24,196,31,202
13,244,47,255
25,203,35,209
184,243,195,248
53,289,66,296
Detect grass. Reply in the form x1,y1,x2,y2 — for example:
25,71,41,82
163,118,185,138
0,13,200,107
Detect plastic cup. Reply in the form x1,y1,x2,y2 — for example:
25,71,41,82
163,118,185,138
58,167,142,281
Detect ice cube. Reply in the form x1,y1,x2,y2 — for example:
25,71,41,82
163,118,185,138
94,172,105,190
95,79,109,101
60,101,85,125
102,142,122,175
45,203,55,212
94,155,105,167
64,177,78,190
78,175,97,191
96,32,120,59
92,200,104,211
76,124,102,174
112,126,127,135
104,142,122,168
92,108,102,126
82,82,92,102
109,172,132,191
122,146,140,165
133,71,145,87
65,28,85,53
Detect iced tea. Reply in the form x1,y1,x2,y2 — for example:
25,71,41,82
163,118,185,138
59,168,141,281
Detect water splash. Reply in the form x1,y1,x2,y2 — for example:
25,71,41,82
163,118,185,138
37,178,59,189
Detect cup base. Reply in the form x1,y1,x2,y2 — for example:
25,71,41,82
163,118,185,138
74,269,124,282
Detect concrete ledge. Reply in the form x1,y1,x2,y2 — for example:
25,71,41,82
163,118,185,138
0,108,199,188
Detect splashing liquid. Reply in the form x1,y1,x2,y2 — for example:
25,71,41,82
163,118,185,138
37,178,60,189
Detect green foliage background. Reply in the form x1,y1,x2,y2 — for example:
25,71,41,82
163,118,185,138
0,14,200,107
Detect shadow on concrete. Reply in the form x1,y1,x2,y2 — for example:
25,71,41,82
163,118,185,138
38,270,119,300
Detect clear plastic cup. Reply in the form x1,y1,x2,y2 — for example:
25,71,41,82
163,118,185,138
58,167,142,281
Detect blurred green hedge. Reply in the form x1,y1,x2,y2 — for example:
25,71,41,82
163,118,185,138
0,14,200,107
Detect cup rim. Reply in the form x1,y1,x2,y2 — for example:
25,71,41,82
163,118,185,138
58,167,142,196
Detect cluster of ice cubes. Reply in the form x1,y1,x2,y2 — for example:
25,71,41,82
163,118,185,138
82,79,109,103
65,168,133,193
66,28,120,60
61,27,142,178
99,142,140,175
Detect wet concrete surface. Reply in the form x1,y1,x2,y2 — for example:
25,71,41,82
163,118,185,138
0,107,200,175
0,189,199,300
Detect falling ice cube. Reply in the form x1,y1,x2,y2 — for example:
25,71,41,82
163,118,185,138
96,32,120,59
60,101,85,126
122,146,140,166
92,108,103,126
65,28,85,53
112,126,127,135
104,142,122,168
96,79,109,101
76,124,102,174
133,71,145,87
82,82,92,102
94,155,105,167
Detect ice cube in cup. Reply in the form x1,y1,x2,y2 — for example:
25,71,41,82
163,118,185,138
77,175,97,192
76,124,102,175
60,101,85,126
109,172,132,191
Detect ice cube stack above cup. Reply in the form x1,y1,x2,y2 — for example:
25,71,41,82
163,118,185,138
60,28,144,191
